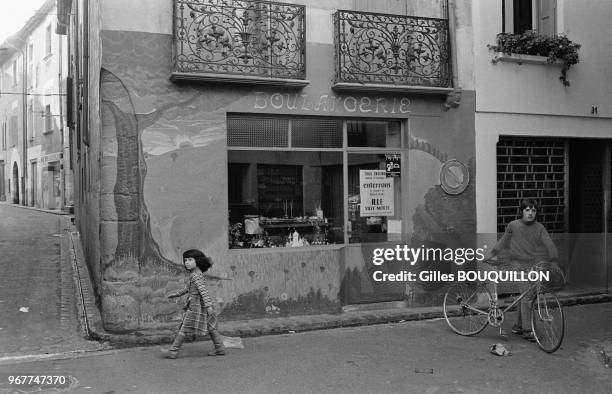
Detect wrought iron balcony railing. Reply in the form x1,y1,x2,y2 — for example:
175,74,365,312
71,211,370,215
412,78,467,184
172,0,307,86
333,10,452,92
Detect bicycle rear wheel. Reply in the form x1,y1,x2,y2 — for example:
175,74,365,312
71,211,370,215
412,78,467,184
531,292,564,353
443,281,491,336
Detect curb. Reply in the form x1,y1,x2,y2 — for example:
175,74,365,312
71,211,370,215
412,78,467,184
63,226,612,346
0,201,72,215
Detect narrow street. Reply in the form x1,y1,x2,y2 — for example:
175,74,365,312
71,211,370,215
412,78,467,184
1,302,610,393
0,204,105,358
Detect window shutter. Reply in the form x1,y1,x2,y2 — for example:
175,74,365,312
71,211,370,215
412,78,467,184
538,0,556,36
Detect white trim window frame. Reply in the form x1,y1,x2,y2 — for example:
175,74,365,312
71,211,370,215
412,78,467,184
503,0,557,36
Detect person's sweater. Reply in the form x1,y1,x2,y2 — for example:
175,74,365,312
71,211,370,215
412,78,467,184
492,219,558,262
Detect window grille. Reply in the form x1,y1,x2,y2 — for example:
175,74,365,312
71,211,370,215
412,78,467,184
291,118,342,148
227,116,288,148
496,138,566,233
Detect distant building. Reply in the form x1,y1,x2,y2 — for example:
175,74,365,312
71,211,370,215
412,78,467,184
0,0,72,210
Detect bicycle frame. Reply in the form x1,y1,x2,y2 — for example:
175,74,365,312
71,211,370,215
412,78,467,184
444,260,565,352
491,280,540,318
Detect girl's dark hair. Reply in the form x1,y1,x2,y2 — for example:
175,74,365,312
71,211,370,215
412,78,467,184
183,249,212,272
519,198,538,212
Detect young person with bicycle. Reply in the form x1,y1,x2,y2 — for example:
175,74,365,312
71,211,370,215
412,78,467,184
487,198,559,342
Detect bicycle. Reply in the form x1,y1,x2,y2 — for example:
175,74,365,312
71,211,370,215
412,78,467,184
442,259,565,353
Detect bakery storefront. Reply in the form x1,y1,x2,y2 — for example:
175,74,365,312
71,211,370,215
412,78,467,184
217,88,476,318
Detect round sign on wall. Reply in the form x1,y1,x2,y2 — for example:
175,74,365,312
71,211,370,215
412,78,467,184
440,159,470,195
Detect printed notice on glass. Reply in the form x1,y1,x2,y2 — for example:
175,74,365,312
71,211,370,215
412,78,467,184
359,170,394,216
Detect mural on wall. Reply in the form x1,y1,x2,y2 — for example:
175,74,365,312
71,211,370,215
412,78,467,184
98,31,343,331
96,30,476,331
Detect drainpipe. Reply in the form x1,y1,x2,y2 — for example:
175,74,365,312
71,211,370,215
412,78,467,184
443,0,462,110
58,26,65,211
82,0,89,148
22,46,27,206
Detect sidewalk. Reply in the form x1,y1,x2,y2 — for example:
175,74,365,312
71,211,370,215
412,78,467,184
62,214,612,347
0,203,107,359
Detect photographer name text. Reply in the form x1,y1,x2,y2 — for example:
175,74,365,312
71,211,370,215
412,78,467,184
373,270,550,284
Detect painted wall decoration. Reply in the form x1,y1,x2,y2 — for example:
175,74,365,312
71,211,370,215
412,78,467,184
91,29,477,331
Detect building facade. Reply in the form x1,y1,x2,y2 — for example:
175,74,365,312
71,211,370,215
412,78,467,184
0,0,73,210
474,0,612,295
59,0,480,332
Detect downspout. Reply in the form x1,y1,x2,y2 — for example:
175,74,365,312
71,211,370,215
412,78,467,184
443,0,462,110
22,43,28,205
82,0,89,148
59,27,65,211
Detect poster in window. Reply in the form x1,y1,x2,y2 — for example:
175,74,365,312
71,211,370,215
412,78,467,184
385,154,400,177
359,170,394,216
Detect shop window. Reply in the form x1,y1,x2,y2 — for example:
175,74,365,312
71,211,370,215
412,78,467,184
348,153,402,243
347,120,401,148
228,149,344,249
228,115,403,249
257,164,303,218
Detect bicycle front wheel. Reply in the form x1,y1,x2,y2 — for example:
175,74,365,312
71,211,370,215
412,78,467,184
531,292,564,353
443,281,491,336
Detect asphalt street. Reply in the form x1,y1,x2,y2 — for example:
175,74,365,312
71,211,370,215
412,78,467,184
0,203,610,393
1,302,611,394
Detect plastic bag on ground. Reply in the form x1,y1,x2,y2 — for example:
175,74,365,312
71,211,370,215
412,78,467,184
220,335,244,349
490,343,511,356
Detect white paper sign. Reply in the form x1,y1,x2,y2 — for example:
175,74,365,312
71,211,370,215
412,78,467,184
359,170,394,216
387,219,402,234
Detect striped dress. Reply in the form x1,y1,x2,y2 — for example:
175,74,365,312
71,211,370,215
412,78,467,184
169,271,218,337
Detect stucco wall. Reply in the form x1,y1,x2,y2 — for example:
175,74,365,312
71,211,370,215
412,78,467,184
474,0,612,117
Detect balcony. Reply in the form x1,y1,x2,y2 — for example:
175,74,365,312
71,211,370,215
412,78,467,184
171,0,308,87
333,10,452,94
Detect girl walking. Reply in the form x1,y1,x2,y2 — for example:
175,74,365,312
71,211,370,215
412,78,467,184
161,249,226,358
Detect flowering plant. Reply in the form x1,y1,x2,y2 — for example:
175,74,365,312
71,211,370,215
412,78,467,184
488,31,581,86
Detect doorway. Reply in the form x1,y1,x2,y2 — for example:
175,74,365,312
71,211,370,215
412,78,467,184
12,162,19,204
567,139,608,292
31,161,37,207
496,137,610,295
0,161,5,201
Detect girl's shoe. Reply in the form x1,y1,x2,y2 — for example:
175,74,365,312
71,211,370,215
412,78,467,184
511,324,523,335
207,347,226,356
160,348,179,359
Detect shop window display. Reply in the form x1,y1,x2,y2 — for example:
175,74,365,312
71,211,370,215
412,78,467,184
228,115,402,249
